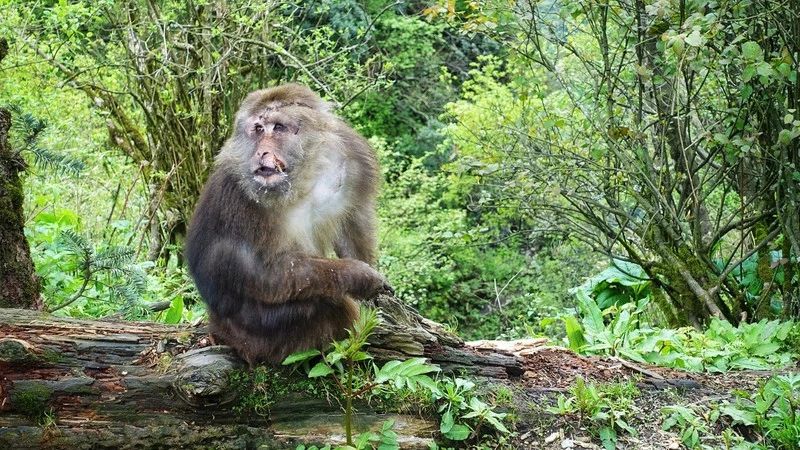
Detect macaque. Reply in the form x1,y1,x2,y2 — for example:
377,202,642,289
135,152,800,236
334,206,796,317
185,84,391,365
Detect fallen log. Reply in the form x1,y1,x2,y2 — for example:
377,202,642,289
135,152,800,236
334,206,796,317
0,296,525,449
0,294,708,449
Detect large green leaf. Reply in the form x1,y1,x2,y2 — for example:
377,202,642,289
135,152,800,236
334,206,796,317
443,424,470,441
720,405,757,426
307,362,334,378
564,316,586,351
163,296,184,324
742,41,764,61
282,349,321,365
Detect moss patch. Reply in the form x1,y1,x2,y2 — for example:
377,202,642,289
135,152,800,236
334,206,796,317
11,382,54,420
0,339,38,364
229,367,335,418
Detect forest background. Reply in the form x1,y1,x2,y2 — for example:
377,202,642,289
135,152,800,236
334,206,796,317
2,1,800,448
3,0,799,336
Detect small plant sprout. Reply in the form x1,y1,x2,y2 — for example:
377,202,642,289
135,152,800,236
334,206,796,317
283,307,439,448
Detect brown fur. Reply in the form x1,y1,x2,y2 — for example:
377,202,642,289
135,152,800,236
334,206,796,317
185,84,389,365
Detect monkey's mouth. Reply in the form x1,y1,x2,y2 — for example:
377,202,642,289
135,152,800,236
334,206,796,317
254,166,282,177
252,165,289,187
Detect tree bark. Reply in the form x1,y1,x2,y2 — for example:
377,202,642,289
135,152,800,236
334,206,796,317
0,296,524,449
0,38,42,310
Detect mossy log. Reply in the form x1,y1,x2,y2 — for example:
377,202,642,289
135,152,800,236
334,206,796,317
0,296,525,449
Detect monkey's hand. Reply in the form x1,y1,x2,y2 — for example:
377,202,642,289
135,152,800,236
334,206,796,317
346,260,394,299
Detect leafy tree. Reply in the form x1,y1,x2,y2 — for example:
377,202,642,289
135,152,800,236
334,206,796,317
4,0,387,261
437,0,800,325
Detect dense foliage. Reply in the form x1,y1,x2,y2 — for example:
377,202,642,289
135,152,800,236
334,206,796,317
2,1,800,448
1,0,797,350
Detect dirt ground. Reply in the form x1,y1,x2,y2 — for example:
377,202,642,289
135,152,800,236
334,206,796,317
490,345,795,449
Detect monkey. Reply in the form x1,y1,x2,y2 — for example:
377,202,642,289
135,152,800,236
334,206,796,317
185,83,391,366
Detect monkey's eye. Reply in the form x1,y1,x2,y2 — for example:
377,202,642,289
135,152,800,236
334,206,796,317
273,123,287,133
253,123,264,134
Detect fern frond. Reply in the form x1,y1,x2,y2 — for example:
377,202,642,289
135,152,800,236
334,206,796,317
94,246,135,270
121,301,150,320
112,283,141,307
57,230,94,263
112,272,148,311
127,267,149,293
6,105,46,144
28,145,85,176
4,104,84,176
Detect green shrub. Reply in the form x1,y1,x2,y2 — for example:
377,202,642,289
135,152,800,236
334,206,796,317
566,292,796,372
549,377,640,450
721,374,800,450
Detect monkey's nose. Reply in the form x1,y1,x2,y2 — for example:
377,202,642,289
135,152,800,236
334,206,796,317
258,152,287,172
258,151,274,163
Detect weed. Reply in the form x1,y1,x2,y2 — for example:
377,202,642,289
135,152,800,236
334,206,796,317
548,377,639,450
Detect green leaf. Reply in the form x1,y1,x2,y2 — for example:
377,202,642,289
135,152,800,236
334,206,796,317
742,66,757,83
750,342,780,356
416,375,440,395
685,30,704,47
564,316,586,351
354,432,373,448
741,84,753,99
756,62,774,78
325,351,344,366
671,37,685,56
163,296,184,324
599,426,617,450
37,209,79,226
282,349,321,365
486,415,510,434
729,357,770,370
662,415,677,431
440,410,454,433
576,290,604,334
443,424,470,441
381,419,395,432
611,308,632,337
616,418,636,435
742,41,763,60
307,362,334,378
779,129,798,145
400,358,439,376
350,351,372,362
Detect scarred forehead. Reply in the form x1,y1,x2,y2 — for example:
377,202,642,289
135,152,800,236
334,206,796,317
235,84,333,131
240,83,329,114
256,101,314,114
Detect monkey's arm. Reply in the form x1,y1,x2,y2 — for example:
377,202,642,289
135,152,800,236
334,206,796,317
334,208,377,266
194,239,387,305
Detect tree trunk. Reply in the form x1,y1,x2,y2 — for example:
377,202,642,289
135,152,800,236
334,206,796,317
0,38,42,310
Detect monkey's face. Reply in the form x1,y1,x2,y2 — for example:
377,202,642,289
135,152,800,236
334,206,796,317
240,110,304,195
